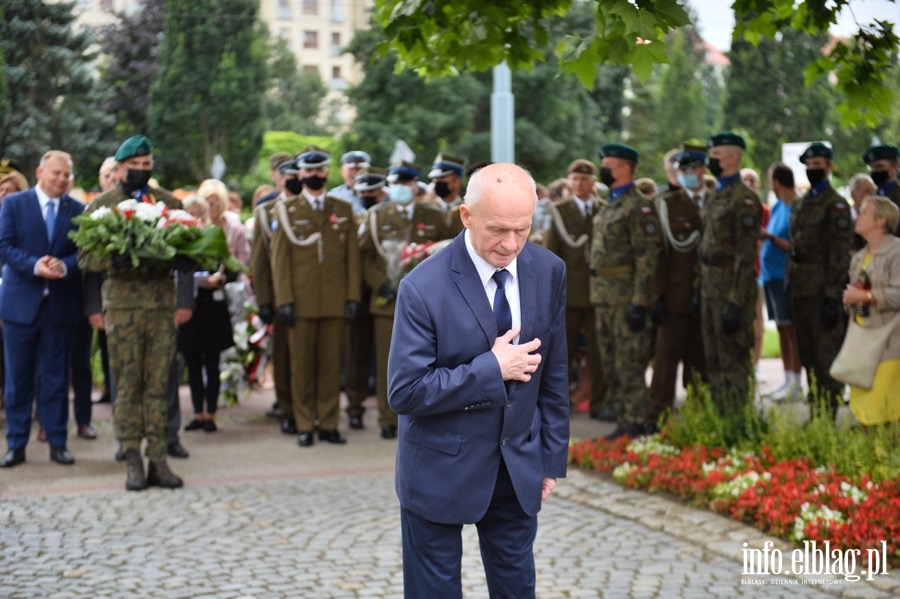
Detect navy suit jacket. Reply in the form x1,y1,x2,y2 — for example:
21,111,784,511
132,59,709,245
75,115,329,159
388,232,570,525
0,188,84,327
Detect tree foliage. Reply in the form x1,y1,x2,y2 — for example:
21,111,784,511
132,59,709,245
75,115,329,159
263,38,328,134
147,0,268,186
0,0,115,177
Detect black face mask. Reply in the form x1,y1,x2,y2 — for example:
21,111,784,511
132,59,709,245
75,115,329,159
360,193,378,209
121,169,152,193
433,181,452,199
284,177,303,196
806,168,827,188
599,167,615,188
707,158,723,178
302,175,327,191
871,170,891,187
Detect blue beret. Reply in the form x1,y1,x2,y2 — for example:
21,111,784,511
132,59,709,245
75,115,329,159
799,142,833,164
708,131,746,149
600,143,639,163
115,135,153,161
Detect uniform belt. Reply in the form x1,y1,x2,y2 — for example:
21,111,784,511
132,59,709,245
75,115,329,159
590,264,634,276
700,254,731,267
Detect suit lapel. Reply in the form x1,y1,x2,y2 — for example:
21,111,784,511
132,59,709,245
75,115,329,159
450,235,495,345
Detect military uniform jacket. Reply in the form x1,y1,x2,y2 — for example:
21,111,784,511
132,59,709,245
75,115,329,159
589,185,660,308
786,183,852,299
878,179,900,233
249,196,282,308
430,195,465,237
653,188,702,315
360,202,449,316
270,193,361,318
81,184,194,315
544,197,595,308
698,177,760,308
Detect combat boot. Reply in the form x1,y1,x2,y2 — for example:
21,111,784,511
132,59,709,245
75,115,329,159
124,449,147,492
147,459,184,489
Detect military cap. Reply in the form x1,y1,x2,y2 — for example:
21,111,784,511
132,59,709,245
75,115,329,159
354,167,386,191
387,161,422,183
428,154,466,179
114,135,153,161
567,159,597,176
862,144,899,164
341,150,371,166
707,131,746,149
0,158,21,176
799,142,834,164
673,150,706,170
277,158,299,175
600,143,639,163
296,146,331,169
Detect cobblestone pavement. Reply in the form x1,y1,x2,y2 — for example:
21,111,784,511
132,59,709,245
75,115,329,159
0,366,896,598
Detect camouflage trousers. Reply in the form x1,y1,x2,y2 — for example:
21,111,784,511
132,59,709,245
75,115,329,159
701,296,754,412
106,307,177,461
594,305,654,426
791,295,846,414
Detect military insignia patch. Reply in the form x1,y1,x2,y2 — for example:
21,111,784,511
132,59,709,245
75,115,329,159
742,215,755,228
743,198,755,206
834,202,847,211
645,223,657,235
641,206,652,216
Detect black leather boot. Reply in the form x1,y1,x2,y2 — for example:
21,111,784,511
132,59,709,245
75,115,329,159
124,449,147,491
147,459,184,489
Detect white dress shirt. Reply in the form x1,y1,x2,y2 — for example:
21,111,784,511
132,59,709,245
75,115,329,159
464,229,521,344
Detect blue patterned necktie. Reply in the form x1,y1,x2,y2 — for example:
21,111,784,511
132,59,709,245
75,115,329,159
45,200,56,241
492,269,512,336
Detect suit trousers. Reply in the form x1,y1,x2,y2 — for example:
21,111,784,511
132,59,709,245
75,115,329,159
345,308,374,419
70,318,93,427
288,317,344,431
649,312,707,422
400,459,537,599
3,306,74,449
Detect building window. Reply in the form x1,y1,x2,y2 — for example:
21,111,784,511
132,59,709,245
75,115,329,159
100,0,113,9
278,28,291,42
303,30,318,49
302,0,318,15
330,32,341,56
330,66,346,90
277,0,291,19
330,0,344,22
302,65,320,77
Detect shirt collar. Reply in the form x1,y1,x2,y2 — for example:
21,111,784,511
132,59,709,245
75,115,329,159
807,179,830,198
878,179,898,195
35,184,57,208
716,173,740,191
608,183,634,202
464,229,519,288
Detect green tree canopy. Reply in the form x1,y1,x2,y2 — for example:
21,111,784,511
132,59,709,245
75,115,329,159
263,38,328,134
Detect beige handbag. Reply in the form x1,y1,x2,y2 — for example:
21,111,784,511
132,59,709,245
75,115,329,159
829,314,900,389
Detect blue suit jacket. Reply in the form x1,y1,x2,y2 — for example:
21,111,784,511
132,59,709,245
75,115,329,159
0,188,84,327
388,233,570,525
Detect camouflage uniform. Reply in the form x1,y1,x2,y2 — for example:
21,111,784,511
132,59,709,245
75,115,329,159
589,184,660,429
82,185,194,462
698,175,761,410
786,182,852,412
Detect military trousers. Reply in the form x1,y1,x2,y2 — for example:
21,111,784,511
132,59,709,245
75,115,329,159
700,296,753,412
649,312,707,422
271,320,292,418
106,306,177,461
565,306,607,413
373,315,399,428
345,305,374,419
287,317,344,432
594,305,654,426
790,295,846,414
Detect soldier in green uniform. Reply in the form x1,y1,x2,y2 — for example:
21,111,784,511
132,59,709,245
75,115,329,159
426,154,466,237
249,156,298,434
788,142,853,417
863,144,900,232
270,148,361,447
649,146,708,423
544,159,609,420
81,135,192,491
589,144,660,439
360,163,450,439
698,132,762,413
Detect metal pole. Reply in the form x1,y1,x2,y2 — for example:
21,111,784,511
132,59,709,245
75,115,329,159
491,62,515,163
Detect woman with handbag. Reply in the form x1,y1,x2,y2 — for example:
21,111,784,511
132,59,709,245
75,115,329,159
839,196,900,427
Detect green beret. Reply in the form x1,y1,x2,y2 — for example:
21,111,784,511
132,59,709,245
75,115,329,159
114,135,153,161
708,131,746,149
567,159,596,176
600,143,639,163
799,142,833,164
862,144,899,164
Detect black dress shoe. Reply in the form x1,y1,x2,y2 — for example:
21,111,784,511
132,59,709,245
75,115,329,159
167,442,190,459
297,431,314,447
203,420,217,433
380,425,397,440
0,448,26,468
50,447,75,465
281,418,298,435
318,429,347,445
348,415,364,430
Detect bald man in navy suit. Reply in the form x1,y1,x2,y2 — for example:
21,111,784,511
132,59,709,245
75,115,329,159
388,163,570,598
0,150,84,467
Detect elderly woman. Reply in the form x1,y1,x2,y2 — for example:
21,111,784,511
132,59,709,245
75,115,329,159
841,196,900,427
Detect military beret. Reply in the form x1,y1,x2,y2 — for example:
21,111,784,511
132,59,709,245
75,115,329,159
673,150,706,170
296,146,331,169
799,142,834,164
600,143,639,163
0,157,21,176
428,154,466,179
862,144,899,164
114,135,153,161
708,131,746,149
341,150,371,166
387,161,422,183
567,159,597,176
354,167,386,191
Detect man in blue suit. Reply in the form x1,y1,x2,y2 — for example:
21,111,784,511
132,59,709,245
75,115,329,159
0,150,84,467
388,163,570,598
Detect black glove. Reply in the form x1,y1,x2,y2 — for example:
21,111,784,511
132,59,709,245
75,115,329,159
276,304,297,327
377,280,395,303
344,300,359,321
257,304,274,325
624,303,647,333
821,297,841,330
721,301,742,335
690,288,701,320
650,295,667,326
